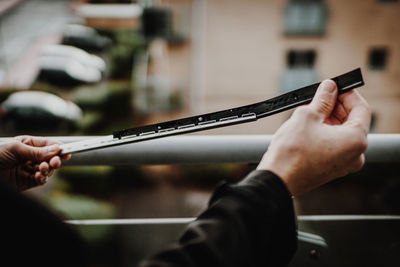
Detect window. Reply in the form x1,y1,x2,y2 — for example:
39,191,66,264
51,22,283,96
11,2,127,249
284,0,328,36
287,49,316,68
281,49,318,93
368,48,388,71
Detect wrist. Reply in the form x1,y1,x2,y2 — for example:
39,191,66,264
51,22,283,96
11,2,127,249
257,153,297,196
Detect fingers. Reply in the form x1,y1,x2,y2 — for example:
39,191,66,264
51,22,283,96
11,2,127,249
11,142,61,162
39,161,50,176
340,90,371,134
39,157,62,177
17,166,47,190
20,159,59,189
15,135,61,147
49,156,62,169
61,153,71,161
309,80,338,121
7,137,67,191
330,99,348,123
14,136,71,162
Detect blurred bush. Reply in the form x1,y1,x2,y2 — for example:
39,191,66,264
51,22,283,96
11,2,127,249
45,191,115,244
168,89,184,111
76,111,104,133
70,81,134,134
57,165,150,196
71,81,132,115
57,166,114,195
100,29,147,79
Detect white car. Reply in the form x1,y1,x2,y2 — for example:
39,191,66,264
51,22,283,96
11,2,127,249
40,44,106,72
38,55,102,84
62,24,112,51
0,91,82,133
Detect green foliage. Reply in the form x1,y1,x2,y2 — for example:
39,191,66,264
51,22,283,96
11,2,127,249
57,165,149,195
102,30,147,79
46,192,115,220
71,81,132,114
76,111,104,133
57,166,114,195
70,81,133,134
70,81,134,134
168,90,184,111
45,192,116,244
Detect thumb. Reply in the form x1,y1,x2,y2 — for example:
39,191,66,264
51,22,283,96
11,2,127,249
11,142,61,162
309,80,338,120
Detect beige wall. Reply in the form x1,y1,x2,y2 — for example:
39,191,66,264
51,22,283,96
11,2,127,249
165,0,400,134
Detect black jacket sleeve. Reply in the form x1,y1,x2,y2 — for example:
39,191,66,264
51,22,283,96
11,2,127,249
0,181,87,267
140,170,297,267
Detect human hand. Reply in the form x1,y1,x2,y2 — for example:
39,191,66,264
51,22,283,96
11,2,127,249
257,80,371,196
0,136,71,191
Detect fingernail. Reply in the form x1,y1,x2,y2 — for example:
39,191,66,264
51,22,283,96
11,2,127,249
46,144,59,154
321,80,336,93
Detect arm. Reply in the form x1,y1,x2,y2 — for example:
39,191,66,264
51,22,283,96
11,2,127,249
140,80,371,267
140,170,296,267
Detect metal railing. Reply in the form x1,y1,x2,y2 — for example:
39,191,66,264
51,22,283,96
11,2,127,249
1,133,395,165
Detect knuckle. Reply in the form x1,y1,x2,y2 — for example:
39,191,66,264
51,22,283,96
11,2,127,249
14,135,30,144
347,129,368,155
317,98,333,114
350,155,365,173
352,133,368,154
359,136,368,152
33,150,43,162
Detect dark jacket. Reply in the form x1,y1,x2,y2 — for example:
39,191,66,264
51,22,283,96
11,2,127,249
140,170,297,267
0,181,86,266
0,170,296,267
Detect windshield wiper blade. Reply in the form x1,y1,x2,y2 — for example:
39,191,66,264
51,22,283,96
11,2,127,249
60,68,364,155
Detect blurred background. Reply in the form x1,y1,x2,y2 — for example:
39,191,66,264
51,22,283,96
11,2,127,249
0,0,399,266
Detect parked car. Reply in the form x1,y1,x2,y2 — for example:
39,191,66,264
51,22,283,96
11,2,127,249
61,24,112,52
40,44,106,73
0,91,82,134
38,55,102,85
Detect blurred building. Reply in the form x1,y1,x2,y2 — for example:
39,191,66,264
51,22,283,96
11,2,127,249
1,0,399,133
160,0,400,134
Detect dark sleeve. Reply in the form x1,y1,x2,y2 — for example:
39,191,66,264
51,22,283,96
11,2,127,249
0,181,87,267
140,170,297,267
